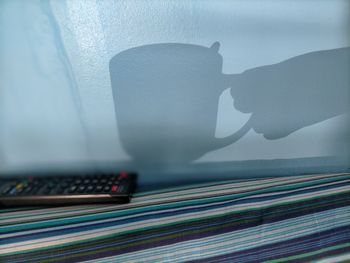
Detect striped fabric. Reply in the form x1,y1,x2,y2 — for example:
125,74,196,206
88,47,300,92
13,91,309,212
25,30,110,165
0,173,349,262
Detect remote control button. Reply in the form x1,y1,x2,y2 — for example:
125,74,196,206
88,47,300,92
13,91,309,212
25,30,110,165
9,187,17,195
96,185,103,192
118,172,128,181
34,184,44,194
21,180,29,188
118,185,125,193
65,177,73,183
69,186,77,193
33,180,39,186
86,185,94,192
92,179,98,184
111,185,119,192
103,186,110,192
31,187,39,195
24,186,33,194
107,181,113,186
78,186,86,193
83,179,90,184
16,183,24,190
75,179,82,184
100,178,107,184
2,186,12,195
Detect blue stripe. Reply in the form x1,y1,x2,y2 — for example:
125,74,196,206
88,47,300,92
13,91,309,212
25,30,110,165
2,176,348,234
2,192,349,245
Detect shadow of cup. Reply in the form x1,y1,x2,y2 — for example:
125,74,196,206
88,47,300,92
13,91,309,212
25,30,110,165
109,42,250,164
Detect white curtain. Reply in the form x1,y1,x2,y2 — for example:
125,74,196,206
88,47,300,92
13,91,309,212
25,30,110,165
1,0,348,172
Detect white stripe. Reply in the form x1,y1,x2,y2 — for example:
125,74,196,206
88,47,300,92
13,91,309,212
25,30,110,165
111,212,350,262
2,182,348,243
1,174,347,228
84,206,350,263
1,185,349,254
316,252,350,263
1,173,346,224
0,204,109,218
0,205,124,225
1,184,348,250
2,177,349,239
136,173,347,202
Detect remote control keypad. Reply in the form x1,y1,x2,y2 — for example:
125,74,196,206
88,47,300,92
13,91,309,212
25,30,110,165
1,173,133,197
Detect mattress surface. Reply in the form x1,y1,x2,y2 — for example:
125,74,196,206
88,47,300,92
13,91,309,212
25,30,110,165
1,173,349,262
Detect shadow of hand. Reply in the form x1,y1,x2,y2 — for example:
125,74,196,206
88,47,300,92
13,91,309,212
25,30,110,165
228,47,350,139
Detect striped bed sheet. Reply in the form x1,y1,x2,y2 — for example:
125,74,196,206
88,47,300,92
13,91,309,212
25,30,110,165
0,173,349,262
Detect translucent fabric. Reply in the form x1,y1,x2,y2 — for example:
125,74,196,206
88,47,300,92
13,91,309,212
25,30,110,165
1,0,349,182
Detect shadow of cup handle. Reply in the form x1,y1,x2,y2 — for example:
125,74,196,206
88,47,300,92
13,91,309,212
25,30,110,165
210,112,252,151
207,73,252,151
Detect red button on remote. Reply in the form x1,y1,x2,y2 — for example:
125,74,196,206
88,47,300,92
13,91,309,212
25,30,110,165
111,185,119,192
118,172,128,180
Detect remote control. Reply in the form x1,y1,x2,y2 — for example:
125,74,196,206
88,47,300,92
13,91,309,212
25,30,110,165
0,172,137,206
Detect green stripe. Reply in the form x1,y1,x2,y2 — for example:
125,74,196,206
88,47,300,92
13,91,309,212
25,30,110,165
0,207,40,213
0,175,345,224
0,177,290,221
146,175,350,201
0,181,252,221
134,178,259,197
2,209,349,262
264,242,350,263
135,173,347,197
2,207,349,260
11,219,350,263
1,174,345,221
0,174,348,262
4,201,349,260
2,192,349,257
1,178,349,233
0,206,117,222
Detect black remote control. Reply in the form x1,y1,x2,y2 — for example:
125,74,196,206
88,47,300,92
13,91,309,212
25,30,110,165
0,172,137,206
